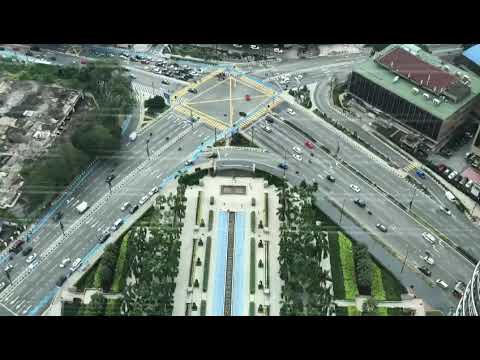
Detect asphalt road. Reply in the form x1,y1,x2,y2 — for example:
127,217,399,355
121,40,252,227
0,110,214,315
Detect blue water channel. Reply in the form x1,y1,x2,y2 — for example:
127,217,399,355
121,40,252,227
211,211,228,316
232,212,247,316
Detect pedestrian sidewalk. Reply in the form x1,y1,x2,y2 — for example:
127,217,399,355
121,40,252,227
334,295,426,316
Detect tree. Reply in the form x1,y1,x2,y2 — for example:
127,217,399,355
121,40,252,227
144,95,166,115
362,297,377,314
72,124,121,159
84,293,107,316
353,243,372,295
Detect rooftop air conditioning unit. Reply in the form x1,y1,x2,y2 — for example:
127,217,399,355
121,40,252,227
433,98,441,106
393,76,399,83
412,87,420,95
423,93,430,100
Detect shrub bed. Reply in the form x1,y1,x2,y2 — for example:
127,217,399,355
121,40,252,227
195,191,202,225
249,301,255,316
352,242,372,295
347,306,361,316
250,237,256,295
327,231,346,299
178,169,208,186
188,238,197,288
371,261,386,301
111,231,131,293
105,298,122,316
264,193,269,228
338,232,359,300
75,260,101,292
208,210,213,231
202,236,212,292
250,211,256,233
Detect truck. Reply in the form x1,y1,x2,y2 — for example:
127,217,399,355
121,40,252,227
129,132,137,142
76,201,89,214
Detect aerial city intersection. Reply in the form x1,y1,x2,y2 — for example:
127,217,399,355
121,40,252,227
0,43,479,316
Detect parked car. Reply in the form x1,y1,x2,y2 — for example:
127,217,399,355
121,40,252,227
239,111,247,117
353,199,366,208
98,232,110,244
121,202,130,211
59,258,71,268
422,255,434,265
129,205,139,214
26,253,37,264
422,232,436,244
326,174,336,183
350,184,361,193
448,171,458,181
56,274,68,287
304,141,315,149
376,223,388,232
21,246,33,256
161,80,170,85
418,266,432,277
139,195,149,205
436,279,448,289
437,164,447,173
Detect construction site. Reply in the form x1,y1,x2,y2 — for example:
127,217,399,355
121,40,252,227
0,79,82,212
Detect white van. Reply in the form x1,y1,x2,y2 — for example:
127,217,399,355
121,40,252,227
112,218,123,231
436,279,448,289
422,232,436,244
445,191,456,202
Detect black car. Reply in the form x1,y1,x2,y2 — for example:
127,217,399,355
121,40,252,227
418,266,432,277
98,232,111,244
265,116,274,124
30,45,40,52
106,174,115,183
22,246,33,256
208,152,218,159
26,51,34,56
56,274,67,287
129,205,139,214
239,111,247,117
188,88,198,94
326,174,336,183
354,199,366,208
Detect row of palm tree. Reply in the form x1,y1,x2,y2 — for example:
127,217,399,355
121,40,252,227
122,185,187,316
277,183,333,315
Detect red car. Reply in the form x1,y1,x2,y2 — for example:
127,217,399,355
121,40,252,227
80,59,87,65
437,164,447,173
304,140,315,149
245,94,251,101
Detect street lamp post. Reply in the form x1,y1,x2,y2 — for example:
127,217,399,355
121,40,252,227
106,180,112,194
339,198,346,224
400,244,410,273
146,138,150,159
409,185,418,211
59,220,65,237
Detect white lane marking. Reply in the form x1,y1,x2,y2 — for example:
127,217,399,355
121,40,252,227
15,299,26,310
85,218,92,225
432,245,440,254
438,240,445,248
22,305,32,315
97,226,105,232
10,296,20,305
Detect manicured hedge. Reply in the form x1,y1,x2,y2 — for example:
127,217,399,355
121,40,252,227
335,306,348,316
208,210,213,231
200,300,207,316
328,231,346,299
347,306,361,316
250,237,256,295
338,232,359,300
250,211,256,233
371,261,386,301
105,298,122,316
264,193,269,228
188,238,197,288
75,260,100,291
249,301,255,316
202,236,212,292
373,258,406,301
111,232,131,293
353,242,372,295
195,191,202,225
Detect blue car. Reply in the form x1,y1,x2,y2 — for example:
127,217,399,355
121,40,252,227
416,170,426,179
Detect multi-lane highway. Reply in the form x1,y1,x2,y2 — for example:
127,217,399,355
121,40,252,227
0,46,476,315
0,109,215,316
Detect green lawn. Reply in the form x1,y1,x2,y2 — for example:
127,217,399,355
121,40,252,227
371,262,386,301
347,306,361,316
338,232,359,300
328,231,346,299
111,232,131,293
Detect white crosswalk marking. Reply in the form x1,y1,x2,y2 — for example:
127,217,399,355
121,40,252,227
132,82,164,101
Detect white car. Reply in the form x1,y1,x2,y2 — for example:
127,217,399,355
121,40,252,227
26,253,37,264
59,258,71,268
436,279,448,289
422,232,436,244
264,126,272,133
447,171,458,181
70,258,82,273
273,48,284,54
292,154,303,161
4,264,13,272
350,184,361,193
440,207,452,216
422,255,434,265
121,202,130,211
295,74,303,80
286,108,296,116
148,186,159,197
0,281,5,290
139,195,149,205
233,44,243,48
292,146,302,154
250,45,260,50
28,260,39,271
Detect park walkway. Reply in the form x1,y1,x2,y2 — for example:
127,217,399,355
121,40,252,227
334,295,426,316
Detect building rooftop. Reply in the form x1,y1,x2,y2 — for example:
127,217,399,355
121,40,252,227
353,44,480,121
463,44,480,66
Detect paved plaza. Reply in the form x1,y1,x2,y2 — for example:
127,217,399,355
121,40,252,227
173,69,280,130
172,174,282,316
